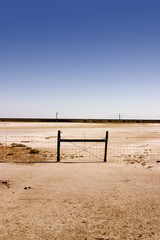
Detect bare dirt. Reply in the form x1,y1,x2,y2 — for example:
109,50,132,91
0,122,160,240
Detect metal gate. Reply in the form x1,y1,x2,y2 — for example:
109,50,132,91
57,130,108,162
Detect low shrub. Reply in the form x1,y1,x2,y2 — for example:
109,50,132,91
29,148,39,154
11,143,26,148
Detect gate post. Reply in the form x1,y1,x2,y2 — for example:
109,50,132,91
57,130,61,162
104,131,108,162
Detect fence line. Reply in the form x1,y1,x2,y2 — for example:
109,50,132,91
0,130,160,163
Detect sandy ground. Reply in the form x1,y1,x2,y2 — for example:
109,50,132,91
0,122,160,239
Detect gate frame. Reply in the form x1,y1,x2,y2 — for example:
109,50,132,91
57,130,108,162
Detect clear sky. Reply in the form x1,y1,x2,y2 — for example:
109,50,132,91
0,0,160,119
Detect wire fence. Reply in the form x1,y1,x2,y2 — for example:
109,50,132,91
108,137,160,164
0,130,57,163
0,129,160,163
60,140,106,162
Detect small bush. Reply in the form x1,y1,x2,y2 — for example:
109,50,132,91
29,148,39,154
6,153,14,156
45,136,55,139
43,153,47,158
11,143,26,148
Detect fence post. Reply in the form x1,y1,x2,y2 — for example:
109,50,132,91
57,130,61,162
104,131,108,162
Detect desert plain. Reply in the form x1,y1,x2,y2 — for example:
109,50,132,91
0,122,160,240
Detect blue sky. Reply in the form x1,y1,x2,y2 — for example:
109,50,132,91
0,0,160,119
